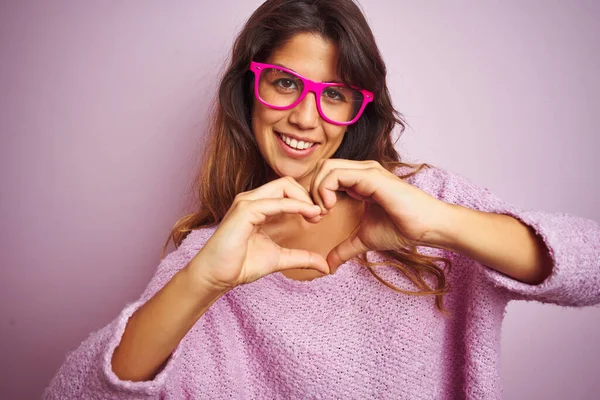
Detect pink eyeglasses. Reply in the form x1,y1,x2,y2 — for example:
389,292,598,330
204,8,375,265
249,61,374,126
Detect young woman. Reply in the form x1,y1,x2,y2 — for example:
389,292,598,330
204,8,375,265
44,0,600,398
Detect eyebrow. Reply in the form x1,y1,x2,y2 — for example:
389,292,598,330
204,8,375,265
270,62,343,84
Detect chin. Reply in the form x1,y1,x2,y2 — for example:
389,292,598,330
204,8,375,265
274,162,312,178
270,160,314,182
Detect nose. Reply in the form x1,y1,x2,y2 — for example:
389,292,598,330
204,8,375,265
288,92,320,129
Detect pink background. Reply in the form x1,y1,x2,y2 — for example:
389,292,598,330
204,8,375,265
1,1,599,398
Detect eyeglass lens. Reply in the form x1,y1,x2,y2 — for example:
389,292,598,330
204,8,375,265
258,68,364,123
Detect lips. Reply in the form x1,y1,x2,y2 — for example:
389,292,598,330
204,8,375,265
274,131,319,159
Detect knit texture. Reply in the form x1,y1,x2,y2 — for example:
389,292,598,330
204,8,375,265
44,165,600,399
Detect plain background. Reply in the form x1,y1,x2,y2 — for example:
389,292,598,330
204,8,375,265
1,0,599,398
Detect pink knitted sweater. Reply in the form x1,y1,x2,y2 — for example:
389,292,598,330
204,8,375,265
44,165,600,399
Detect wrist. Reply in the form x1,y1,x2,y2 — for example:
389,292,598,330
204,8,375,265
180,257,231,299
419,203,464,251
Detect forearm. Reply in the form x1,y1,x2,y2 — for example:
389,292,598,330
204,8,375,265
111,262,226,382
424,204,554,285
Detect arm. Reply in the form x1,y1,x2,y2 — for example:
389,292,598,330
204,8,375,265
43,229,221,399
408,165,600,306
423,203,554,285
111,261,226,382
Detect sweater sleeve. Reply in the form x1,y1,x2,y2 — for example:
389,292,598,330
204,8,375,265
43,228,211,400
413,165,600,306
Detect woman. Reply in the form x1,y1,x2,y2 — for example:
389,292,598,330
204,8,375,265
44,0,600,398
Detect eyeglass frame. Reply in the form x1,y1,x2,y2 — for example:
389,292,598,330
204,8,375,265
248,61,374,126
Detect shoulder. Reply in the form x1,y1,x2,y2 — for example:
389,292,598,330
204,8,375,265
178,225,219,253
155,225,218,275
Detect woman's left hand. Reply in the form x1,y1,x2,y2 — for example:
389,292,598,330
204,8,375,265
310,159,451,269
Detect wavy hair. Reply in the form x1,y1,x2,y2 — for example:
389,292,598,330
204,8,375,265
162,0,453,317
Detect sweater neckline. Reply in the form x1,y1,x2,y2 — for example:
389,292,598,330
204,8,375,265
189,226,364,290
266,257,360,290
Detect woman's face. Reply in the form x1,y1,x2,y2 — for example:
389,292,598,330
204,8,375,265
251,33,348,190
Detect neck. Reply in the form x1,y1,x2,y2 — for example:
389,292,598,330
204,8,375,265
263,166,316,193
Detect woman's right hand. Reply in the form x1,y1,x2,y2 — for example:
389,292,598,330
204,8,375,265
187,176,330,291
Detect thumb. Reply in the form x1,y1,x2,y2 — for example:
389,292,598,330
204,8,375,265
274,248,330,275
327,234,368,270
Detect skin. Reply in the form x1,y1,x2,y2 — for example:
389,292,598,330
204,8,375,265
108,30,554,386
248,32,554,284
252,32,349,189
251,32,364,281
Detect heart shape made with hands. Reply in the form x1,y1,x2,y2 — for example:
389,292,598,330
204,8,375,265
199,160,449,288
262,190,369,274
275,160,448,272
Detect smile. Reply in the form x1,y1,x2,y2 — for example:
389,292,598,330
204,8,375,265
277,132,317,150
275,131,320,159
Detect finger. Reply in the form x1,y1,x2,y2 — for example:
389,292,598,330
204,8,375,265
326,234,369,270
242,198,322,227
319,168,382,209
274,248,330,275
342,188,370,202
305,215,322,224
236,177,316,211
279,177,322,222
311,160,378,213
220,198,322,246
282,175,312,196
309,159,328,214
279,176,313,202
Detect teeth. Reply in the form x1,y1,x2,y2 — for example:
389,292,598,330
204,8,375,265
280,133,315,150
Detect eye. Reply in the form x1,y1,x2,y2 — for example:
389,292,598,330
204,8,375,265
275,79,297,90
323,88,346,102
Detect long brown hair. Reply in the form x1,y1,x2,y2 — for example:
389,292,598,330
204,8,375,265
162,0,453,317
